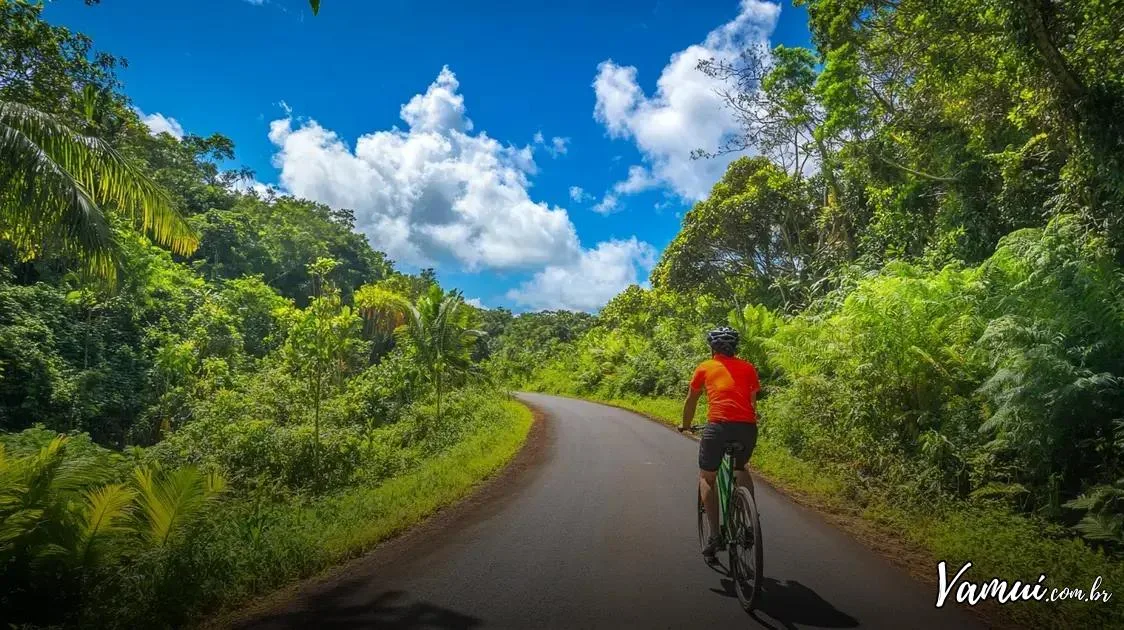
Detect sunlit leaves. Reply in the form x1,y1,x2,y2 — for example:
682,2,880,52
132,465,224,548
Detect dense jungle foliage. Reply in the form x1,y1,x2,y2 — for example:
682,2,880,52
0,2,525,627
484,0,1124,611
4,0,1124,627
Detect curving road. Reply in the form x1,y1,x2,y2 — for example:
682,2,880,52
233,393,988,630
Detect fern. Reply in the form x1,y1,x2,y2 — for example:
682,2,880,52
75,483,136,567
132,465,225,548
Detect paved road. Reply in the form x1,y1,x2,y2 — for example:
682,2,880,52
235,393,987,629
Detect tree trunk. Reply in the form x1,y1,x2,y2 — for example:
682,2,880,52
435,367,442,426
312,373,321,489
813,135,844,203
1010,0,1087,106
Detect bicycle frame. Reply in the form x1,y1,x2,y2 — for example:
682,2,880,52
716,452,735,537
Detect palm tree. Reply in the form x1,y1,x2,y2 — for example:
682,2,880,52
0,99,198,282
398,286,485,424
354,282,411,361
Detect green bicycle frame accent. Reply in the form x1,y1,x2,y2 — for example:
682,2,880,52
716,453,734,534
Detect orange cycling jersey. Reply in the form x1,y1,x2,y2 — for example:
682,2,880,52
690,354,760,423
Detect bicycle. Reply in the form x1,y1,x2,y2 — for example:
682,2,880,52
681,425,764,612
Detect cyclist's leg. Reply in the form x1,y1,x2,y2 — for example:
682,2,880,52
699,469,719,534
730,423,759,497
698,423,724,537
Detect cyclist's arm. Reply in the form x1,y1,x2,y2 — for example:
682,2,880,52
681,387,702,430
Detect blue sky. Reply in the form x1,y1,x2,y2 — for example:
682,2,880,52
44,0,811,312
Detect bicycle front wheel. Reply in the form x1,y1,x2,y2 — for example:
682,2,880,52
728,485,764,611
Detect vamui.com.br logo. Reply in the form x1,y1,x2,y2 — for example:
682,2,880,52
936,561,1113,607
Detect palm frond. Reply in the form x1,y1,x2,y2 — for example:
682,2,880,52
132,465,224,548
0,99,198,281
76,483,135,566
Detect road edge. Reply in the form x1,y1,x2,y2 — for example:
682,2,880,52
206,398,551,629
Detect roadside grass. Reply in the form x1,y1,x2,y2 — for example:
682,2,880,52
572,395,1124,630
154,398,534,629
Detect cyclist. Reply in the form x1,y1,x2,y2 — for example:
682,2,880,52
678,326,760,561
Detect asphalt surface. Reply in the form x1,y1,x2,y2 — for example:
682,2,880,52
234,393,988,630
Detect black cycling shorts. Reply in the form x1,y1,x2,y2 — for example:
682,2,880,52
698,421,758,472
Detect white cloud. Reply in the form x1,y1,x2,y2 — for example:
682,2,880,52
506,238,657,312
465,297,485,308
569,186,592,202
592,0,781,201
267,66,582,271
135,108,185,139
592,194,619,215
267,66,657,312
533,132,570,158
614,165,658,194
588,165,658,215
244,0,266,5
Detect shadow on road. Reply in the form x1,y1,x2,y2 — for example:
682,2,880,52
235,586,481,630
710,576,858,630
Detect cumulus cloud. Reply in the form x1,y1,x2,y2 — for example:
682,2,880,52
267,66,657,312
135,108,185,139
592,0,781,201
267,66,582,271
506,238,657,312
465,297,485,308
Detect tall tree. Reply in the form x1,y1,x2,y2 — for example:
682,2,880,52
652,157,823,311
283,258,365,488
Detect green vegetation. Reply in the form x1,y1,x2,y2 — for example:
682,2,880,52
482,2,1124,626
2,395,530,628
4,0,1124,627
0,3,531,627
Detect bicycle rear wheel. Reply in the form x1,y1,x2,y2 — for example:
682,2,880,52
728,485,763,611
